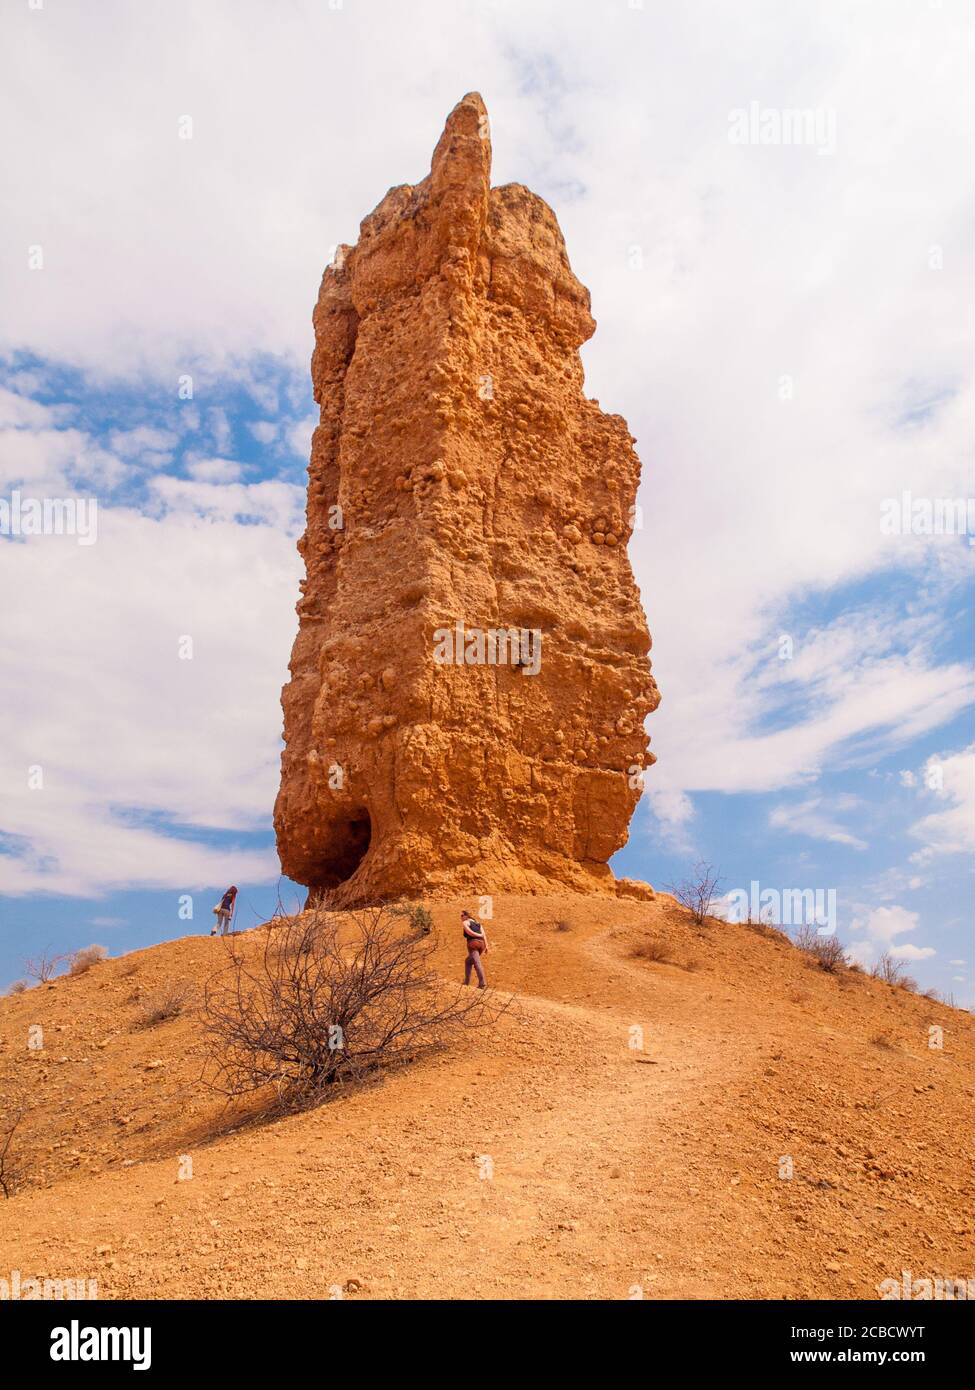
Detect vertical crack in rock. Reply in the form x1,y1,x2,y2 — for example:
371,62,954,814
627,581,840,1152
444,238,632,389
275,92,660,906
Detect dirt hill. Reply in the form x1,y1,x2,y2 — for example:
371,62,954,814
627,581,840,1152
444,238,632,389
1,894,973,1300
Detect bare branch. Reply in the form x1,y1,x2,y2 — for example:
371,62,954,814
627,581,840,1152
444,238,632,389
202,906,506,1114
666,861,723,926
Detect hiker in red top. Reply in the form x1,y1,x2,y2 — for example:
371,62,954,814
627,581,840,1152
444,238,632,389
461,910,488,988
211,886,237,936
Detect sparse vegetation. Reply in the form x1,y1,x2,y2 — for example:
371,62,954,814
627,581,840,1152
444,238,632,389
744,919,790,945
23,948,69,984
5,980,29,996
0,1094,31,1198
793,926,848,973
630,935,672,963
391,902,433,936
870,1029,898,1050
69,944,109,976
666,862,723,926
133,981,195,1029
203,907,505,1114
871,952,918,992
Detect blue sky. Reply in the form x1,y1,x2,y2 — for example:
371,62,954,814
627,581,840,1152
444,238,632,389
1,0,973,1002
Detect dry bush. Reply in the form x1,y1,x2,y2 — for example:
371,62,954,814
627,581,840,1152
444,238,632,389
0,1092,31,1198
666,862,723,926
5,980,29,996
391,902,433,936
793,926,848,973
23,948,70,984
744,920,790,945
871,952,918,992
133,981,195,1029
630,935,672,963
203,907,505,1114
69,944,109,976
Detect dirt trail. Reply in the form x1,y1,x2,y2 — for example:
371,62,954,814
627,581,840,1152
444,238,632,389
1,894,973,1299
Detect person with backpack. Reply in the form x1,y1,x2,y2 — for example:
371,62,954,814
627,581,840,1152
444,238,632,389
461,909,488,988
211,885,237,936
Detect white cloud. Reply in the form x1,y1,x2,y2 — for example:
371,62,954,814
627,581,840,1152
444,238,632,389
285,414,317,459
0,498,301,896
248,421,279,445
889,942,936,961
850,904,920,943
185,455,243,484
644,783,696,852
207,407,232,455
769,794,867,850
147,475,304,531
0,388,70,430
107,426,178,467
847,903,936,968
910,743,975,859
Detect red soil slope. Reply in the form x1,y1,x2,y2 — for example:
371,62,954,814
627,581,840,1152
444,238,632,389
1,894,972,1300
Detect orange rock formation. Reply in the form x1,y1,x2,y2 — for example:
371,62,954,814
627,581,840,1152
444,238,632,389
275,93,659,905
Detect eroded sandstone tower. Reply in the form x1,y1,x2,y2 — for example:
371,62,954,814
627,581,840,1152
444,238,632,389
275,93,659,906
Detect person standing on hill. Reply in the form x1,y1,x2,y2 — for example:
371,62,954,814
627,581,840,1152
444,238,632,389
211,886,237,936
461,909,488,988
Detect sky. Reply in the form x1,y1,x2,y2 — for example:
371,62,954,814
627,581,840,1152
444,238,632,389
1,0,973,1003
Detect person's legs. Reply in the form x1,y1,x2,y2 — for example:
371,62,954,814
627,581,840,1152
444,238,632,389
471,949,486,988
464,953,474,985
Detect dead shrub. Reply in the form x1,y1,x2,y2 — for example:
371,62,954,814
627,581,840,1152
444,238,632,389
203,906,506,1114
744,919,790,944
871,952,918,992
69,944,109,976
666,862,723,926
630,935,672,963
793,926,848,973
5,980,29,997
23,948,69,984
133,981,195,1029
0,1092,31,1198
